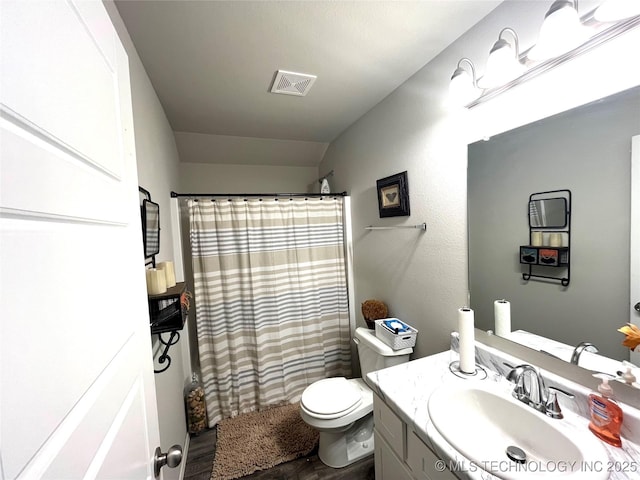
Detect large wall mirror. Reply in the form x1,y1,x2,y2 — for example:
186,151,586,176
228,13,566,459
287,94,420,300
468,86,640,381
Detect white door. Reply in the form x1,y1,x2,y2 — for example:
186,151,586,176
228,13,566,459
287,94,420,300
1,1,162,479
631,135,640,366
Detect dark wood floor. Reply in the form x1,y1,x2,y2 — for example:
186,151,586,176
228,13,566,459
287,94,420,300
183,428,375,480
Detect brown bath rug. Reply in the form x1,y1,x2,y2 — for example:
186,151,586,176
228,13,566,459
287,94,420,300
210,403,319,480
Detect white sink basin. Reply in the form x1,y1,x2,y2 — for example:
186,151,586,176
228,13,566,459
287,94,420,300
428,382,609,480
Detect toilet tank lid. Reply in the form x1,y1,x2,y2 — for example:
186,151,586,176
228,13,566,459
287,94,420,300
354,327,413,356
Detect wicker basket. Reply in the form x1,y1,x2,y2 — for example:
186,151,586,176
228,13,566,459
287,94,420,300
361,299,388,329
374,318,418,350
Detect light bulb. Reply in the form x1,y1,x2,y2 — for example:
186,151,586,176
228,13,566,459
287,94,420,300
478,41,525,88
450,69,479,105
528,0,588,61
449,59,480,106
595,0,640,22
478,29,525,89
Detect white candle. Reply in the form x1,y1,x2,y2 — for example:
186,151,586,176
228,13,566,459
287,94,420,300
145,269,154,295
549,233,563,247
494,299,511,337
531,231,543,246
157,261,176,288
146,268,167,295
458,307,475,374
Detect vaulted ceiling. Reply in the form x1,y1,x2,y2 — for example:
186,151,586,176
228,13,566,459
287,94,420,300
115,1,501,166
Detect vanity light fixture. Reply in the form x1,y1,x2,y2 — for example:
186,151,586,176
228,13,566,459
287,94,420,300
594,0,640,21
528,0,588,61
449,58,480,105
477,28,525,89
448,0,640,109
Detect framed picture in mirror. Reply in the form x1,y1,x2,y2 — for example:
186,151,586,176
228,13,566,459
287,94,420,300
376,171,410,218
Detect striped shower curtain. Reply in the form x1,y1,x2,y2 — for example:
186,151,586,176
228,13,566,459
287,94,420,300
188,197,352,426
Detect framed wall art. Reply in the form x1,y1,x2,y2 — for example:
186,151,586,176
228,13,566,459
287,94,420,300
376,171,410,218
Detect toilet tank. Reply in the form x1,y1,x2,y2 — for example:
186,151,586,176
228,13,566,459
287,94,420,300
354,327,413,378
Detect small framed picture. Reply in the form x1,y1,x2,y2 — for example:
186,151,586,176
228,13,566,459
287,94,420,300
376,171,410,218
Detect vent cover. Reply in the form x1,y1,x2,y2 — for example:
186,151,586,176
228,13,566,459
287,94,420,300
270,70,317,96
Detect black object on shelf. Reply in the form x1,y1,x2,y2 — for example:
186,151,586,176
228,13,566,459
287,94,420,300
520,246,569,267
149,282,186,373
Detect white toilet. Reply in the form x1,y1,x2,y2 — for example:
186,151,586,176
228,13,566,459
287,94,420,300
300,327,413,468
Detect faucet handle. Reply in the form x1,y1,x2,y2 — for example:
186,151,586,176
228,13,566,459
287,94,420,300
545,386,575,419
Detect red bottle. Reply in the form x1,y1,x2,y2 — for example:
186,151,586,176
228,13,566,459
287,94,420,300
588,374,623,447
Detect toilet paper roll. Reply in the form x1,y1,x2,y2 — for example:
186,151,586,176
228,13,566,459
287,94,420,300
157,261,176,288
549,233,563,247
458,307,475,374
146,268,167,295
494,299,511,338
531,231,543,246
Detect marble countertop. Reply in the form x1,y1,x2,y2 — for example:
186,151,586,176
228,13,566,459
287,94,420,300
365,347,640,480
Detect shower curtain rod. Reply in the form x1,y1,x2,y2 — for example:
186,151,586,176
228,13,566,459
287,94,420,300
171,191,347,199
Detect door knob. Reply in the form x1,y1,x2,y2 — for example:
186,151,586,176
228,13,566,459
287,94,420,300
154,445,183,478
635,302,640,312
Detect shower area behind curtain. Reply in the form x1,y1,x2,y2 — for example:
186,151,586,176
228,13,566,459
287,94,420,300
188,197,352,426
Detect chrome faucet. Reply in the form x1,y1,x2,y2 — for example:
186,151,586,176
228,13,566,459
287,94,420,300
505,363,574,419
570,342,598,365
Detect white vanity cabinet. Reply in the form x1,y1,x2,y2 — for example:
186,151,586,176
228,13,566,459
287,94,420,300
373,394,456,480
373,392,412,480
374,431,413,480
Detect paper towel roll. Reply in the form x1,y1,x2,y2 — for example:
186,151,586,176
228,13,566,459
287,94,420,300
146,268,167,295
549,233,563,247
531,231,542,246
458,307,475,374
494,299,511,337
157,261,176,288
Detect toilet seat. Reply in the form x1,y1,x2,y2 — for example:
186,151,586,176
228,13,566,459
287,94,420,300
301,377,362,419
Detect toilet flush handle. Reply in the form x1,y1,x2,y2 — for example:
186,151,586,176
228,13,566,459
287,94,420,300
353,337,360,345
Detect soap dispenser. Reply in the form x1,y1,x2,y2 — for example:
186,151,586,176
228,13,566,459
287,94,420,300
588,374,623,447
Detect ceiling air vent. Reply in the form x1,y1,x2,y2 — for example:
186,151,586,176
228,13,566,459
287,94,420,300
270,70,317,97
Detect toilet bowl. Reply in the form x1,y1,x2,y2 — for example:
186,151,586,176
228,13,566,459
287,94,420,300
300,377,374,467
299,327,413,468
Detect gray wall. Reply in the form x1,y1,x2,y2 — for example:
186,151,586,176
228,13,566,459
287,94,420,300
468,87,640,360
179,163,319,194
319,0,639,359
